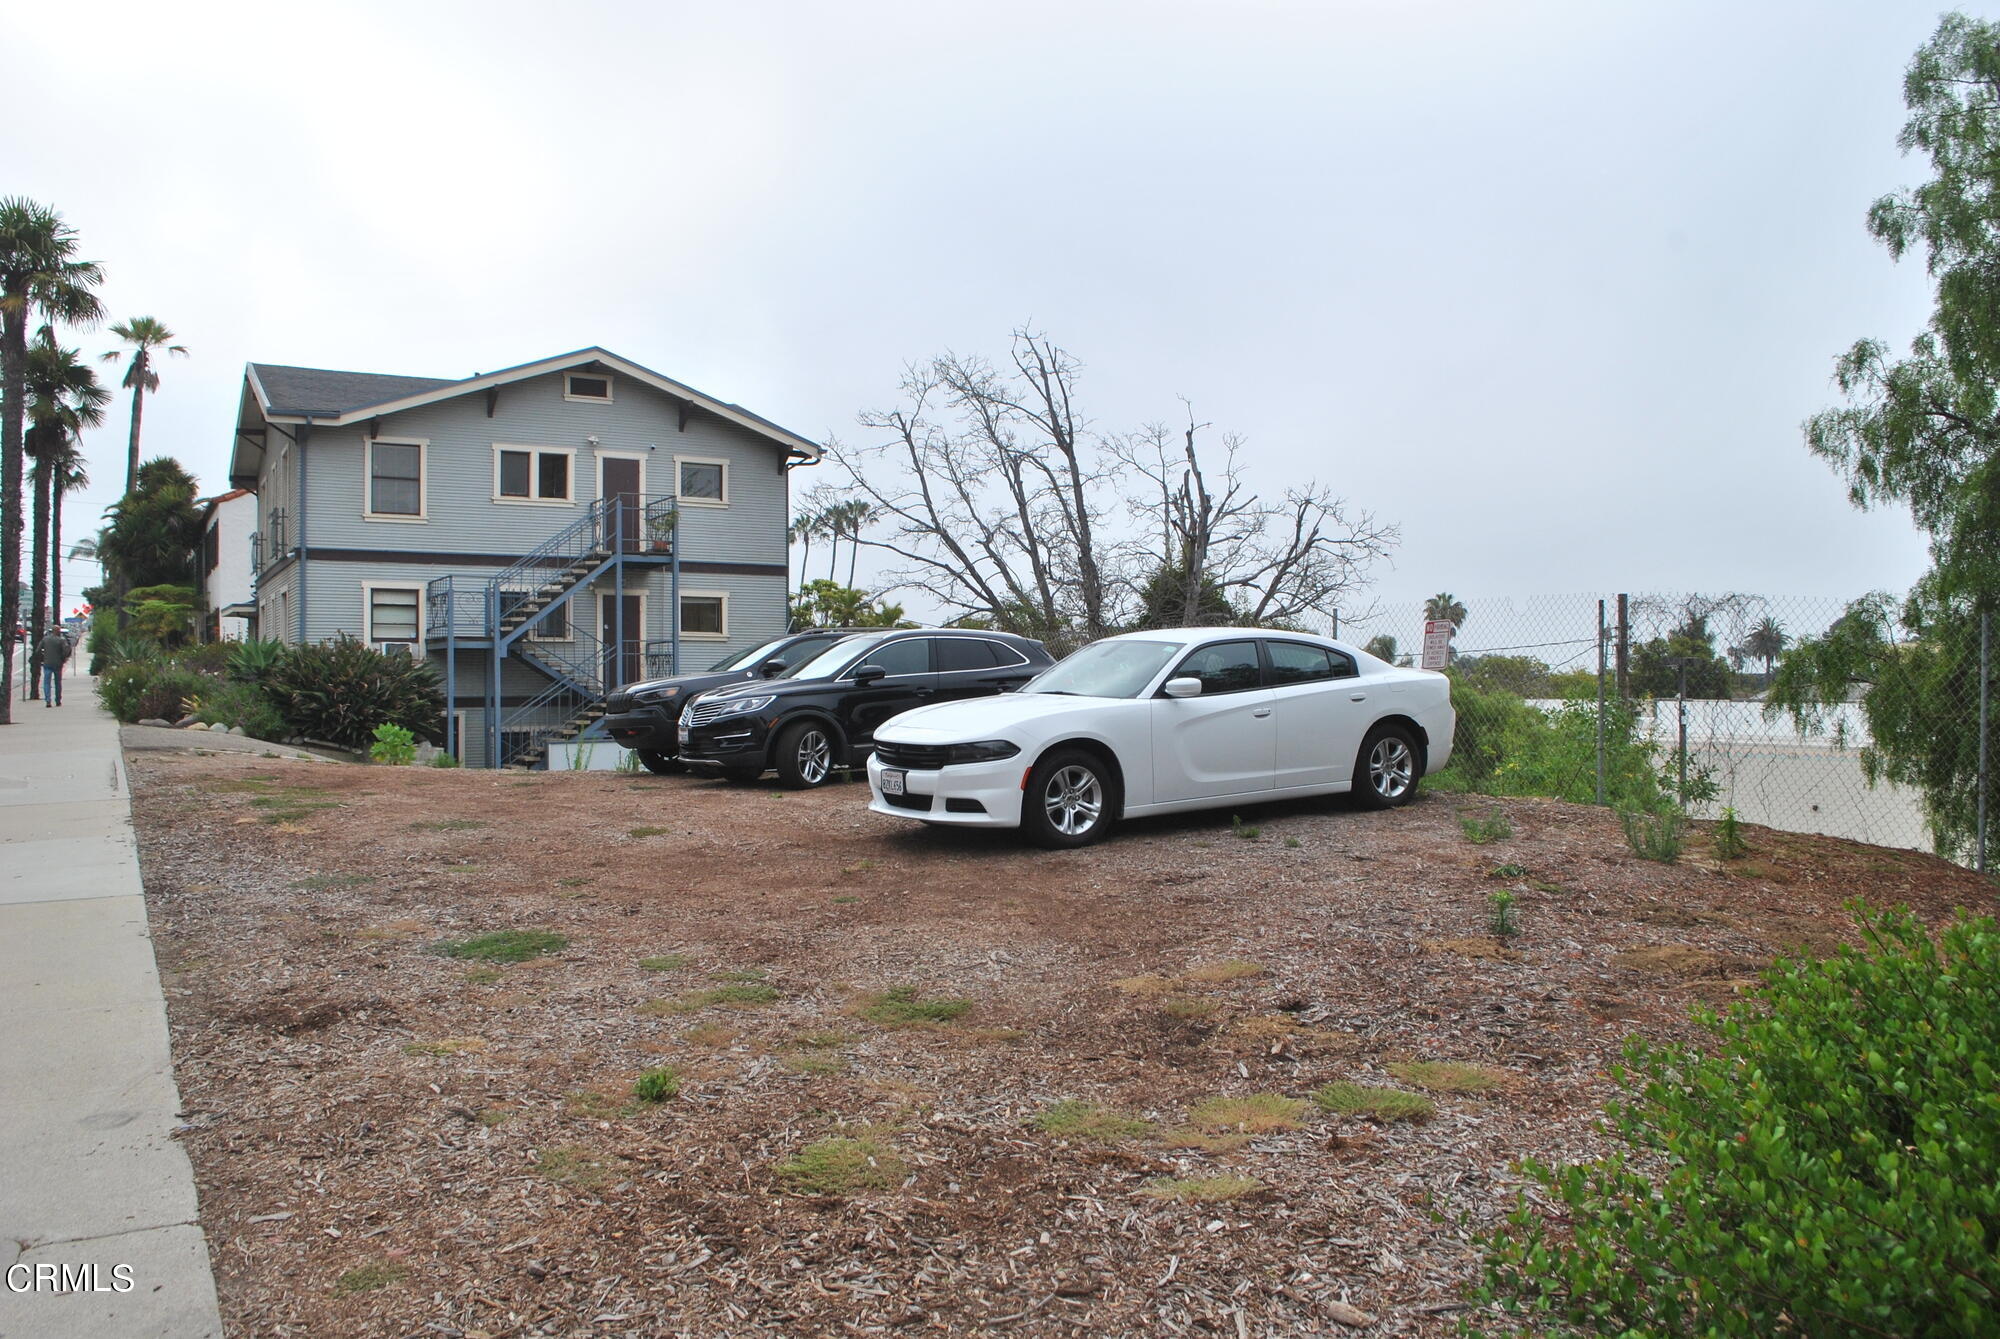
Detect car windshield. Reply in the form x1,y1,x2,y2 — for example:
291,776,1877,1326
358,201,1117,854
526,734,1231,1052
1024,639,1182,699
784,631,892,680
707,637,793,673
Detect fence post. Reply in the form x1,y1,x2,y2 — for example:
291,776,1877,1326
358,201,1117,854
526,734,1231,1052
1980,610,1990,875
1614,593,1630,700
1595,598,1607,806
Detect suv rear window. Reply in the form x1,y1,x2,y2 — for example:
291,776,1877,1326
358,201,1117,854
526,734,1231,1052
937,637,999,671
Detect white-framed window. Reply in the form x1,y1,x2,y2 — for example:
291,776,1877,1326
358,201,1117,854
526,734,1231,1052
364,437,428,520
565,372,613,403
363,582,424,655
528,596,571,642
679,590,728,639
674,455,728,507
493,444,576,504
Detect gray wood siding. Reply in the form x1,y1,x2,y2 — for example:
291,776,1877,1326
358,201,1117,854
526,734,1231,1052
297,370,795,566
296,560,789,682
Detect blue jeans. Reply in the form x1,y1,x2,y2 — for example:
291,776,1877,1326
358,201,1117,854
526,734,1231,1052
39,663,59,703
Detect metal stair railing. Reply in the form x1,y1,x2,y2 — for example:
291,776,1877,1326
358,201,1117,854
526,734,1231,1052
514,626,609,700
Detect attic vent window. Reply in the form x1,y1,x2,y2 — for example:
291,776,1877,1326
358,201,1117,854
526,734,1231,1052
565,373,612,402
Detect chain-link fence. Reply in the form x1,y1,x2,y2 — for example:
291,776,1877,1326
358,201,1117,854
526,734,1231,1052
1331,592,1994,871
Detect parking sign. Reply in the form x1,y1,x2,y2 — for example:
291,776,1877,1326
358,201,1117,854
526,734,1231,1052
1421,619,1453,670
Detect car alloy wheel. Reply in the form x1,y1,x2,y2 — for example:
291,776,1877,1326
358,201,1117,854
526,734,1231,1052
1043,764,1103,837
1354,724,1420,809
795,729,832,784
774,720,839,789
1369,735,1414,800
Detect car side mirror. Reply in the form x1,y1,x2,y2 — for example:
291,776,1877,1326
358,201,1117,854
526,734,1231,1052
1163,676,1203,698
853,665,888,685
761,659,787,677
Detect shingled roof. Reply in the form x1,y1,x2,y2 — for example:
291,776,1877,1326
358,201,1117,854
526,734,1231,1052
247,364,460,417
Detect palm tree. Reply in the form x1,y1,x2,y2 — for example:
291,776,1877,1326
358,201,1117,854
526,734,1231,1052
51,454,92,650
103,316,187,495
25,331,109,695
0,197,104,726
1424,592,1468,631
828,500,873,588
789,509,821,594
1743,616,1787,681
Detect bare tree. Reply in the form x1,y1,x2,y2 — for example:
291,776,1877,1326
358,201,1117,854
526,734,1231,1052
827,330,1396,649
828,331,1120,649
1114,404,1397,630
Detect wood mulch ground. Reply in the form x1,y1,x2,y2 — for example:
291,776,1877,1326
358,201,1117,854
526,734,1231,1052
127,749,1997,1338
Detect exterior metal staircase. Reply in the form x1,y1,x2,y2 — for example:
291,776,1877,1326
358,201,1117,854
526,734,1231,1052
426,494,682,768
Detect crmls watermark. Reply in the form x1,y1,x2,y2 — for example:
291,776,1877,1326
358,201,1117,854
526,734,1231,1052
5,1262,136,1294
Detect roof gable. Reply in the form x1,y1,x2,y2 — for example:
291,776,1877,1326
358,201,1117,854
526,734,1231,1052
239,347,822,464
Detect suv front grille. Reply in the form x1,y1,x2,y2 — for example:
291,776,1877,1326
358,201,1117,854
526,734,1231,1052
874,741,950,770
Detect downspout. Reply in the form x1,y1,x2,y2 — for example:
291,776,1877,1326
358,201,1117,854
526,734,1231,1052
296,415,311,645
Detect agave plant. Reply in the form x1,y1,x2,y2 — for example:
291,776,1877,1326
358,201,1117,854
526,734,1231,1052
227,636,286,683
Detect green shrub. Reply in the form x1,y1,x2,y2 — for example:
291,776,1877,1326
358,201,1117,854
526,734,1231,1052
1618,805,1687,863
1433,677,1671,811
1713,805,1749,859
173,640,234,675
123,584,197,646
1479,908,2000,1336
191,679,287,740
370,723,417,766
1488,888,1519,939
1460,808,1513,844
428,750,461,768
262,634,444,749
99,662,209,723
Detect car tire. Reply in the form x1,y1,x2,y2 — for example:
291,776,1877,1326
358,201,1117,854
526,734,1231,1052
1353,723,1421,809
772,721,839,789
1021,748,1114,848
636,749,686,776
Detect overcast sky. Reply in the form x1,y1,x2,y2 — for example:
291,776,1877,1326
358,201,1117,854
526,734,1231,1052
3,0,1953,635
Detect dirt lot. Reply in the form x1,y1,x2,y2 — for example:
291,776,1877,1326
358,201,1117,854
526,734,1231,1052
128,750,1996,1338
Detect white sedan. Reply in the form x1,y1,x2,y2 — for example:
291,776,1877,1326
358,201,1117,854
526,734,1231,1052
865,627,1456,847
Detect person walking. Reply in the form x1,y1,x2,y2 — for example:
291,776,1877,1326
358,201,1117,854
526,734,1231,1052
35,623,70,706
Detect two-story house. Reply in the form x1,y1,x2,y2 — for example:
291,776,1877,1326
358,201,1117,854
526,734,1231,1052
227,347,821,767
196,489,257,640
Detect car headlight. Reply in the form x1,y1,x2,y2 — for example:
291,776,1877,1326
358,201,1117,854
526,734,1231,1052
712,696,774,719
635,686,681,705
944,739,1021,765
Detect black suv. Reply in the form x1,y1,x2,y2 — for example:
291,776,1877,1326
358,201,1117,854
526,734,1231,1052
678,628,1053,787
602,629,869,773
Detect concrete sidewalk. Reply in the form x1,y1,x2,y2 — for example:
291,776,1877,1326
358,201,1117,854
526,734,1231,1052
0,675,223,1339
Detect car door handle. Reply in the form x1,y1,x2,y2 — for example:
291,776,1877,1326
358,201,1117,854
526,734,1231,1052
1350,693,1367,702
1252,708,1272,718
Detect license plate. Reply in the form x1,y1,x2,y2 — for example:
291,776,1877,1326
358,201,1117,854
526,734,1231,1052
879,769,906,796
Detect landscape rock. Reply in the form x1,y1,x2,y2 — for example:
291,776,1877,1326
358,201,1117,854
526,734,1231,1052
138,718,172,728
175,715,198,727
228,725,247,736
